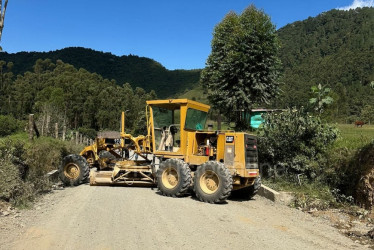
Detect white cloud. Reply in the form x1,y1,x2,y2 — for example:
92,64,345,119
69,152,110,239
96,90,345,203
338,0,374,10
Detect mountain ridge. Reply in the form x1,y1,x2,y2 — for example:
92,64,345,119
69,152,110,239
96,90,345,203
0,47,201,98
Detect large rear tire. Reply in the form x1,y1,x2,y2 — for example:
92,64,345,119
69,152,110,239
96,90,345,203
194,161,233,203
59,154,90,186
236,176,262,200
157,159,191,197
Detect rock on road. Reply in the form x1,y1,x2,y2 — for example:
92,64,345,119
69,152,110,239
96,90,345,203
0,184,366,250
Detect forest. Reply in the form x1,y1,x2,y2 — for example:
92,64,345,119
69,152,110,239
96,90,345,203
276,7,374,122
0,47,200,98
0,59,156,135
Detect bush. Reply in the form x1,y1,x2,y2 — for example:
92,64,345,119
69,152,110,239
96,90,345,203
0,135,81,207
0,115,21,137
258,107,339,180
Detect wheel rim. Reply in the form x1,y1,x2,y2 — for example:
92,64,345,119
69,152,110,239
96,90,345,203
162,167,178,189
86,156,94,165
200,170,220,194
64,163,81,180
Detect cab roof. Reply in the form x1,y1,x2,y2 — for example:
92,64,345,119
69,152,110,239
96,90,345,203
146,99,210,111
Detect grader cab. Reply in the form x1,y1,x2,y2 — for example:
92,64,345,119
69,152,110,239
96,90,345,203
59,99,260,203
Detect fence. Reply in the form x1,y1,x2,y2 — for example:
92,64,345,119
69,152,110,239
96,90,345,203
27,114,93,145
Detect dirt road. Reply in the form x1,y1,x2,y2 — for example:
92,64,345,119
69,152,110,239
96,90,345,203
0,184,367,250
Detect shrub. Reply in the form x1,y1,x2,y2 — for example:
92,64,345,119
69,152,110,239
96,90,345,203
0,135,81,207
258,107,339,180
0,115,21,137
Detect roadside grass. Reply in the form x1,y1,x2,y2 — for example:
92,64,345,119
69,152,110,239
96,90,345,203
0,133,81,208
263,178,340,210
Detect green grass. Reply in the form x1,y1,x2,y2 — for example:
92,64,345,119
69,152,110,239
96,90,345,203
0,132,29,142
263,178,338,209
334,124,374,149
179,85,209,104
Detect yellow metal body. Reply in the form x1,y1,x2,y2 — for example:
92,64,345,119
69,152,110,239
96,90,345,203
81,99,259,190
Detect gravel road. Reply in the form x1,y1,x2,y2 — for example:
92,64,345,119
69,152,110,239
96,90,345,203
0,184,367,250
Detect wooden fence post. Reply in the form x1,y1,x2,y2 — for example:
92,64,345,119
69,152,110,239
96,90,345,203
41,114,45,136
75,132,79,145
28,114,34,141
62,125,66,141
45,115,50,136
79,134,83,144
55,123,58,139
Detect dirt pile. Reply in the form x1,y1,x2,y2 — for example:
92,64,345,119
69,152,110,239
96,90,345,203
353,142,374,209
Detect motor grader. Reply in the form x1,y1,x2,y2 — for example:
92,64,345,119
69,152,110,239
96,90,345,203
59,99,260,203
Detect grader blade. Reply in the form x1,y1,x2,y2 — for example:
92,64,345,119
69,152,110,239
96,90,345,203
89,171,113,185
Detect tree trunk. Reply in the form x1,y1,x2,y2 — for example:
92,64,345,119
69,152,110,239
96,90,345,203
217,112,222,130
55,123,58,139
28,114,34,141
0,0,9,44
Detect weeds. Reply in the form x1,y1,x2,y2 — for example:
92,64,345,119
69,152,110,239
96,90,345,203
0,133,81,207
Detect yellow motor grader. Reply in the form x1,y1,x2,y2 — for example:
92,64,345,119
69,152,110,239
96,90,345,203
59,99,260,203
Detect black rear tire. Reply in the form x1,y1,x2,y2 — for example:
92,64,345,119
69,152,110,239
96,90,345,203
236,176,262,200
194,161,233,203
157,159,191,197
59,154,90,186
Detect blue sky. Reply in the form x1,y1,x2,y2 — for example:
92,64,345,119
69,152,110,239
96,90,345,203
2,0,373,70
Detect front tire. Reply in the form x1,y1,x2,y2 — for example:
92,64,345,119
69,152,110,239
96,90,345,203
157,159,191,197
59,154,90,186
194,161,233,203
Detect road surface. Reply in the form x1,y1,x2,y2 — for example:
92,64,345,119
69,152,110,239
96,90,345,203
0,184,366,249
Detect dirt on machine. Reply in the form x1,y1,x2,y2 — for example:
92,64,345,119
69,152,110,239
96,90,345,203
59,99,261,203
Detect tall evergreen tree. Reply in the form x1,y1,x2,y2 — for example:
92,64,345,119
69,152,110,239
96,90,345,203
201,5,281,124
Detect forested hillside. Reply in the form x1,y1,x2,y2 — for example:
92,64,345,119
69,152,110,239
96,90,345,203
182,7,374,123
0,47,200,98
0,59,156,134
277,7,374,122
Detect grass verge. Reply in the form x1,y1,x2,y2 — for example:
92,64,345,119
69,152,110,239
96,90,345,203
0,133,81,208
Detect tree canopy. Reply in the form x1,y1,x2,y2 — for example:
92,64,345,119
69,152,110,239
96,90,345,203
201,5,281,117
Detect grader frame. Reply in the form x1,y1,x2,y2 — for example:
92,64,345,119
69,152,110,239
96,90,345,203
60,99,260,203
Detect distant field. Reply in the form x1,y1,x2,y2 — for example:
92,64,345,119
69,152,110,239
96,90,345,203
179,86,209,105
335,124,374,149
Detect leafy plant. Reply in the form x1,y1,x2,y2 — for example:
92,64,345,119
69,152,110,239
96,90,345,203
309,84,334,114
258,107,339,180
0,115,21,137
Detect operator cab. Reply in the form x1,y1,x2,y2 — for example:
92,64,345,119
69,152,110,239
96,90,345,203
146,99,210,155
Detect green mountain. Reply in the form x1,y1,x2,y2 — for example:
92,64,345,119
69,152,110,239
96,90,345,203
182,7,374,123
0,47,201,98
277,7,374,121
